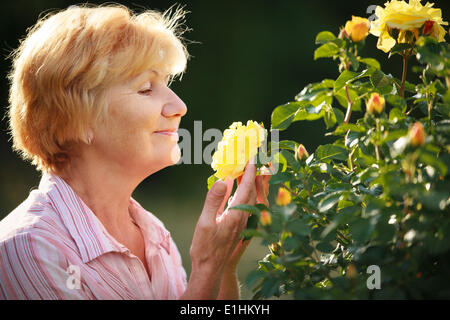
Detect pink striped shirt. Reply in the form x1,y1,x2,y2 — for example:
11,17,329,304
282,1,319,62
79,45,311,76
0,172,187,299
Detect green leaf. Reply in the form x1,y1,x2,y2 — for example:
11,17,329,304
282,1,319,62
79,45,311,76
435,119,450,135
333,107,345,124
416,36,447,73
280,149,300,171
245,270,265,288
345,130,361,148
243,214,260,240
229,204,261,215
327,182,352,192
241,228,263,241
315,31,336,44
282,237,298,252
371,69,392,88
435,103,450,118
278,140,298,152
318,191,343,212
350,218,375,243
381,128,408,143
271,102,304,131
246,213,259,229
269,171,294,184
332,123,366,135
419,152,448,176
386,95,407,112
376,222,396,242
315,144,348,162
286,219,311,236
359,57,381,70
297,90,333,107
314,42,340,60
316,241,335,253
334,87,362,112
207,174,219,190
347,50,359,71
334,69,373,93
334,70,358,92
261,277,280,298
388,108,406,122
324,105,337,129
293,103,327,122
389,43,415,56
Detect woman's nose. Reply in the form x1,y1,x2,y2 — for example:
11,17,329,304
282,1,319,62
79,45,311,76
162,88,187,118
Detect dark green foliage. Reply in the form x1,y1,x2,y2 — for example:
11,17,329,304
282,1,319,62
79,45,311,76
243,28,450,299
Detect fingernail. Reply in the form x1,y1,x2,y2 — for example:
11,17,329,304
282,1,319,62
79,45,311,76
212,180,227,196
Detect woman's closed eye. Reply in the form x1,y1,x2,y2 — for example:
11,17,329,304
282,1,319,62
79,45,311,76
138,82,152,95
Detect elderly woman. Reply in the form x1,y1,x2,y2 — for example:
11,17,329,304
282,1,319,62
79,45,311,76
0,5,268,299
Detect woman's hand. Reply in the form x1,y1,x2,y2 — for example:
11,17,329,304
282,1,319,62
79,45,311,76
215,169,270,299
181,163,258,300
222,172,270,273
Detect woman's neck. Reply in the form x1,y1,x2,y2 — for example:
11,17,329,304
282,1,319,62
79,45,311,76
57,155,141,232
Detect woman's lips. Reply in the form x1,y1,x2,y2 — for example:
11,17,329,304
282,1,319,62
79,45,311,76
154,130,179,140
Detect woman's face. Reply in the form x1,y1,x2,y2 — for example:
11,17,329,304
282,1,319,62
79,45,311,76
93,69,187,176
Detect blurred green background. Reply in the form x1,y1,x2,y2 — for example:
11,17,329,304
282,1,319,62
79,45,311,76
1,0,448,299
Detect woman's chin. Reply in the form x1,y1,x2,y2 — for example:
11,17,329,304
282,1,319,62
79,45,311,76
153,145,181,167
169,145,181,164
140,145,181,175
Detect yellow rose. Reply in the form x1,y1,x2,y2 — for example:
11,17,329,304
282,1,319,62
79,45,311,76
276,187,292,206
409,121,426,146
211,120,267,180
344,16,370,42
370,0,448,52
260,210,272,226
366,92,385,114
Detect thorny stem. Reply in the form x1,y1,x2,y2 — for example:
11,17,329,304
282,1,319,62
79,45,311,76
426,92,433,125
348,147,356,172
280,182,300,197
374,119,381,162
403,195,411,216
374,144,380,162
400,51,411,99
344,84,354,171
344,85,353,124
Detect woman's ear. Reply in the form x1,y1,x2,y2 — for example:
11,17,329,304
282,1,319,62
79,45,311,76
84,130,94,145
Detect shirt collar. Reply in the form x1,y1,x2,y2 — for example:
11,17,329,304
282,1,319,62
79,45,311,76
39,172,171,263
129,198,171,255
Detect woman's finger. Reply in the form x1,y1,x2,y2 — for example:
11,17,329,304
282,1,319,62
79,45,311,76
199,180,228,225
263,175,271,196
232,163,256,204
256,175,269,206
236,175,243,186
217,178,234,219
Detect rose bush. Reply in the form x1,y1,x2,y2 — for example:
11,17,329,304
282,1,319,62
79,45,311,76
228,0,449,299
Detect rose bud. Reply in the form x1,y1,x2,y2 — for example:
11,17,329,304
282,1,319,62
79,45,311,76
338,27,349,39
260,210,272,226
276,187,292,206
366,92,385,115
269,242,282,256
344,16,370,42
295,144,309,161
409,122,426,147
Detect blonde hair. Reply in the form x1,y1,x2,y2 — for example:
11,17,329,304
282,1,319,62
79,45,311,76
8,4,189,173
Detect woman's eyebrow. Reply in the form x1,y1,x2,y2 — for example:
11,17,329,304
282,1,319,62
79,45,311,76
151,69,170,81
